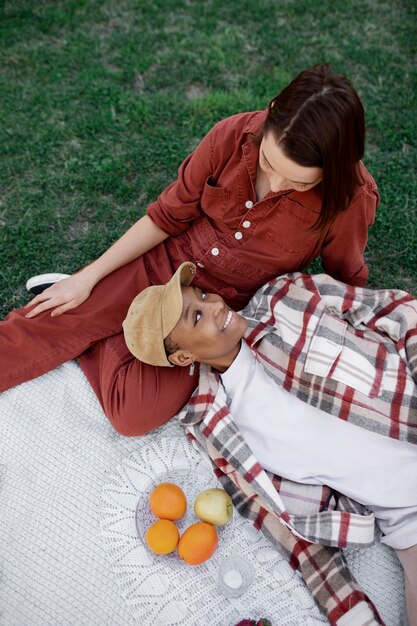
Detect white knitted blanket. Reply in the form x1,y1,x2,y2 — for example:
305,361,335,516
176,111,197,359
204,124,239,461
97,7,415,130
0,361,405,625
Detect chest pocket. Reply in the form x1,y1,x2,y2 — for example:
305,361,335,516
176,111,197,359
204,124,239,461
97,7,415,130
200,177,231,219
304,312,387,398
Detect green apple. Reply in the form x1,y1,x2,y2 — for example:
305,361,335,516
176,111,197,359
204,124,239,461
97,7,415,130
194,488,233,526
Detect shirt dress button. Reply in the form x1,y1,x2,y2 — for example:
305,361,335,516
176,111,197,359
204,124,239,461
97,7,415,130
211,247,220,256
197,262,205,268
234,231,243,240
245,200,254,209
242,220,251,228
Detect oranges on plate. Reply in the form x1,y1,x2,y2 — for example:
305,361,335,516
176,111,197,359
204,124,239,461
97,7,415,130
145,519,180,555
178,522,218,565
139,472,233,567
149,482,187,521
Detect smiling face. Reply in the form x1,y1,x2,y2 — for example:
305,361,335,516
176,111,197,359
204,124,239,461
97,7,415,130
259,132,322,193
166,286,248,372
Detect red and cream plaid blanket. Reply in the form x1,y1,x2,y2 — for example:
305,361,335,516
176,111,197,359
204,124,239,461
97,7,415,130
178,273,417,625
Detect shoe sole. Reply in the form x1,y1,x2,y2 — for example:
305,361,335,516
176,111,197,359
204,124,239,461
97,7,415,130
26,273,70,293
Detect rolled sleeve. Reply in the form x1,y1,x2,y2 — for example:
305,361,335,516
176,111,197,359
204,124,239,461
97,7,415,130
147,125,216,236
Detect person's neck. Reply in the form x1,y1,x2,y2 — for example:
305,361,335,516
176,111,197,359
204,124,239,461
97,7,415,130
255,164,271,202
203,340,242,373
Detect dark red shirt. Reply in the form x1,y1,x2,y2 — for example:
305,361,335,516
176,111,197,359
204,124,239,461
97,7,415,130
147,111,379,309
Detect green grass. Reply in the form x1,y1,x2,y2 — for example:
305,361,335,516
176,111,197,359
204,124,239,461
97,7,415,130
1,0,416,317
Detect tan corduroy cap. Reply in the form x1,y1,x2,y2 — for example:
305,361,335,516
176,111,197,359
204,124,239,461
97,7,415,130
122,262,196,367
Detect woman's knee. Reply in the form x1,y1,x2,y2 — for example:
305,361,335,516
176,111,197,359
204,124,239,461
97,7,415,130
103,398,173,436
101,363,199,437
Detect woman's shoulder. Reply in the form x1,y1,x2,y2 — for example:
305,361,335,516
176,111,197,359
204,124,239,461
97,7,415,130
212,110,267,140
206,110,266,166
346,161,379,210
359,161,378,190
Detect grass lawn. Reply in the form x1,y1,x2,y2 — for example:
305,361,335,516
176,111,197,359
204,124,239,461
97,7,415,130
0,0,416,318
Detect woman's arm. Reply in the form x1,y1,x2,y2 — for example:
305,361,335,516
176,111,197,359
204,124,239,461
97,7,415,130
25,215,168,318
78,215,169,284
26,116,224,318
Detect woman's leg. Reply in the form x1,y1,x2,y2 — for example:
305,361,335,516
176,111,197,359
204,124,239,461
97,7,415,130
0,248,176,393
77,331,199,435
395,545,417,626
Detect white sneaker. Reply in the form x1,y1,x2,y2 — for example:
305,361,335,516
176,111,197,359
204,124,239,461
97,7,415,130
26,273,70,295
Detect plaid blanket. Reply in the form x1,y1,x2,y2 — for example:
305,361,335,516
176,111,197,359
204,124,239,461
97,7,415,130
178,273,417,625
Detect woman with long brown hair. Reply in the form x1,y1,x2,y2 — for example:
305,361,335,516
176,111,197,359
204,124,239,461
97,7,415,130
0,64,379,435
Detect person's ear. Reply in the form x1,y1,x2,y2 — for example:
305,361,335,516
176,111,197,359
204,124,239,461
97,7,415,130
168,350,194,368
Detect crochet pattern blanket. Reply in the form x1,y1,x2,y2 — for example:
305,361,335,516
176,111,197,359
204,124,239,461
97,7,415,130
0,361,405,625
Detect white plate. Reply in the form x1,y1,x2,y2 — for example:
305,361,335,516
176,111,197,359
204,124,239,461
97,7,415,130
100,437,333,625
136,468,234,568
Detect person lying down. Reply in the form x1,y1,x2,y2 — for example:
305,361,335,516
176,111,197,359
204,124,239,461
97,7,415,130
123,261,417,626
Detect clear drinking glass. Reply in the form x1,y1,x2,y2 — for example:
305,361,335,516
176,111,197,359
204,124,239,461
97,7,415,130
217,555,255,598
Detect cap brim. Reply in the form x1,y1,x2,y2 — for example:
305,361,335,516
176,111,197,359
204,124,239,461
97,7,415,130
161,262,196,338
122,261,196,367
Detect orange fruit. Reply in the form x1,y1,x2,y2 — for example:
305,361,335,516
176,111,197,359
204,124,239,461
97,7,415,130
149,482,187,521
178,522,218,565
145,519,180,555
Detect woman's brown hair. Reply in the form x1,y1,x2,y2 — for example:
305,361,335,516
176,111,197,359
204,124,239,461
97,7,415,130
263,64,365,232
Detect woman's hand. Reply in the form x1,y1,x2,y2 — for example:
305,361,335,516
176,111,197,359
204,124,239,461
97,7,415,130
24,271,95,318
23,216,169,319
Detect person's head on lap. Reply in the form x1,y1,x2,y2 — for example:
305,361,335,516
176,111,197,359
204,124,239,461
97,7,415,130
123,262,248,373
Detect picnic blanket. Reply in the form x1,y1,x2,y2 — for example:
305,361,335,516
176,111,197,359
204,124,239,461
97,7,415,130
0,360,405,625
